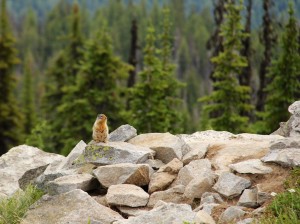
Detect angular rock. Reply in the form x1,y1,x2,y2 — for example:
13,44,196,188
76,142,155,166
148,172,176,194
46,173,99,195
0,145,64,197
194,210,216,224
117,206,150,217
93,163,151,188
200,192,224,205
182,144,208,165
19,165,48,190
288,101,300,116
106,184,149,207
213,173,251,198
147,185,192,207
128,133,184,163
256,184,271,205
219,206,246,223
229,159,273,174
157,158,183,174
109,124,137,142
172,159,213,187
194,203,220,215
262,148,300,167
59,140,86,169
114,201,197,224
270,138,300,150
184,175,215,199
237,189,259,208
144,159,165,170
21,189,123,224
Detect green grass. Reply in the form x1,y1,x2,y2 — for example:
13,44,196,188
0,185,44,224
259,167,300,224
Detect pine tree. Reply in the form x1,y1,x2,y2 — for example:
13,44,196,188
22,52,36,136
129,13,184,133
0,0,23,155
263,3,300,133
200,0,252,133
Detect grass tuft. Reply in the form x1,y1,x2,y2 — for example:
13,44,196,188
0,185,44,224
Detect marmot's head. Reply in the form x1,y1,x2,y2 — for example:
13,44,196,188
96,114,107,123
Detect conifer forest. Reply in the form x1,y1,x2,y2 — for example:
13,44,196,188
1,0,300,155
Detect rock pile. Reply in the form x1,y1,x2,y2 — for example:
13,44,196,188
1,101,300,224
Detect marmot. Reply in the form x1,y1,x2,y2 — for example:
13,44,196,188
92,114,109,143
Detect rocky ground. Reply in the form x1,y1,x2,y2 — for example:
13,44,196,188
1,101,300,224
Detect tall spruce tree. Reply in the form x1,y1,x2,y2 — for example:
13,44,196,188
263,4,300,133
129,10,184,133
200,0,252,133
0,0,23,155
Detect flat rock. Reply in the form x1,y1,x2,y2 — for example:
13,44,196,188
270,137,300,150
109,124,137,142
76,142,155,166
229,159,273,174
147,185,192,207
237,189,259,208
219,206,246,223
46,173,99,195
194,210,216,224
117,206,150,217
93,163,151,188
261,148,300,167
128,133,184,163
213,173,251,198
0,145,64,197
21,189,123,224
172,159,213,187
106,184,149,207
114,201,197,224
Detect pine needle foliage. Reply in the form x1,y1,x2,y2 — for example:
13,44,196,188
200,0,253,134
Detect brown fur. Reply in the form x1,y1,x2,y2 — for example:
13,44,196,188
92,114,109,143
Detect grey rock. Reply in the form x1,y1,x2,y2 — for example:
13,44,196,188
21,189,123,224
128,133,184,163
213,173,251,199
261,147,300,167
59,140,86,169
219,206,246,223
0,145,64,197
288,101,300,116
229,159,273,174
172,159,213,187
182,144,208,165
236,218,255,224
200,192,224,205
109,124,137,142
147,185,192,207
117,206,150,217
148,172,176,194
143,159,165,170
19,165,48,190
106,184,149,207
93,163,151,188
237,189,259,208
194,210,216,224
77,142,155,166
184,174,215,199
270,138,300,150
46,173,99,195
194,203,220,215
114,201,197,224
256,184,271,205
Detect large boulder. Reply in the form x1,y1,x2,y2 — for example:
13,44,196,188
212,173,251,198
0,145,64,197
229,159,273,174
93,163,151,188
21,189,123,224
106,184,149,207
46,173,99,195
76,142,155,166
128,133,185,163
114,201,197,224
147,185,192,207
109,124,137,142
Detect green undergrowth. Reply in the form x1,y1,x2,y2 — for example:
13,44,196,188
259,167,300,224
0,185,44,224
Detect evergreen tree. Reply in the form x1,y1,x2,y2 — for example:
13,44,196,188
22,52,36,136
129,14,184,133
263,4,300,133
256,0,276,112
58,25,131,155
0,0,23,155
200,0,252,133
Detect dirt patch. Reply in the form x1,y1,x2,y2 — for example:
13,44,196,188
205,144,226,160
231,149,269,164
